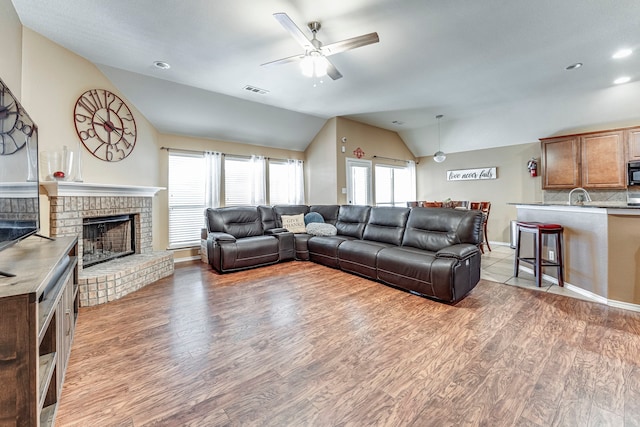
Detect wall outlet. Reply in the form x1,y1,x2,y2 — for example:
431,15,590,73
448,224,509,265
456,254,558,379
548,250,555,261
342,187,347,194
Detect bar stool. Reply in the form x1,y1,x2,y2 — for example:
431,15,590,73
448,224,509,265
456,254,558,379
513,221,564,287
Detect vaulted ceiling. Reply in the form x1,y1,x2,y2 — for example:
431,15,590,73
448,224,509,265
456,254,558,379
11,0,640,156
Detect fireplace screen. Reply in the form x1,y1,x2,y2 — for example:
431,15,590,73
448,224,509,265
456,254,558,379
83,214,135,267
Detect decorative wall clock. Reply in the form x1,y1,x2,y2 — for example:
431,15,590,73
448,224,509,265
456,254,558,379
73,89,137,162
0,78,35,156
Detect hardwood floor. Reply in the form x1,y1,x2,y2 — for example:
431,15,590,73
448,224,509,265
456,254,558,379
57,260,640,426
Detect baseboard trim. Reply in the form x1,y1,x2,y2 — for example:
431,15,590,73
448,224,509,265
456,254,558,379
174,255,201,263
518,266,640,312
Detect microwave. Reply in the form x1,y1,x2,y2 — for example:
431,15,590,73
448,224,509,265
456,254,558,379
629,162,640,186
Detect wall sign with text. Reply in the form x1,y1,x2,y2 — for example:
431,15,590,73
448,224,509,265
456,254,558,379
447,167,497,181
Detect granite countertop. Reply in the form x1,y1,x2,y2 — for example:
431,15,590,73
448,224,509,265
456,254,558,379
511,201,640,209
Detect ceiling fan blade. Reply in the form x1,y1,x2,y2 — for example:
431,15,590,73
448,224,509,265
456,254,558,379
273,13,314,51
321,32,380,56
324,58,343,80
261,53,305,67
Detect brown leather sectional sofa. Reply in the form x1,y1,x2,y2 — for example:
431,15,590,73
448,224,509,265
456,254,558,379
205,204,483,303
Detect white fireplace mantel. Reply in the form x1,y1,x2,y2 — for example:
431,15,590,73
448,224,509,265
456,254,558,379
41,181,165,197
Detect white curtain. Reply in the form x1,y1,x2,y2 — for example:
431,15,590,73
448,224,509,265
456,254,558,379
407,160,417,202
250,155,266,205
205,151,222,208
287,159,305,204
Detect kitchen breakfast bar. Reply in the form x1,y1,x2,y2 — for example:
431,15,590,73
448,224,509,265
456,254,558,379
513,202,640,310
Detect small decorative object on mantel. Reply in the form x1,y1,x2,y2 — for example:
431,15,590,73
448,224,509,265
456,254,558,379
447,167,497,181
73,89,137,162
353,147,365,159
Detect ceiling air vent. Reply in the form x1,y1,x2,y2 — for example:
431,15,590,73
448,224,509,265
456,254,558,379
243,85,269,95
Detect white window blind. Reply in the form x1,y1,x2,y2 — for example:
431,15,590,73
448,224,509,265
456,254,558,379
375,162,416,207
269,160,290,205
269,159,305,205
168,152,207,248
224,155,266,206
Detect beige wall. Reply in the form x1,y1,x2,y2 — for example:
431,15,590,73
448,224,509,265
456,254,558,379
305,118,338,204
0,0,22,98
417,142,542,244
19,28,163,248
335,117,416,205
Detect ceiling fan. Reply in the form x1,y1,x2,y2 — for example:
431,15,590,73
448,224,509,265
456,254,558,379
262,12,380,80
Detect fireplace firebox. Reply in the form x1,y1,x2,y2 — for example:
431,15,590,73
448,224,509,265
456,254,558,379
83,214,136,267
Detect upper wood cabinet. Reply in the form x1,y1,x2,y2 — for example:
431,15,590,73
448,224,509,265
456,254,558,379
627,127,640,161
541,136,580,189
541,128,628,189
581,131,625,188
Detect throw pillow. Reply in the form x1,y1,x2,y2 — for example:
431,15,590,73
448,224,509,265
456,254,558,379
281,214,307,233
304,212,324,225
306,222,337,236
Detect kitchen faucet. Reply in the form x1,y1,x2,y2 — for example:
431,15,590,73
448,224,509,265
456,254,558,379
568,187,592,205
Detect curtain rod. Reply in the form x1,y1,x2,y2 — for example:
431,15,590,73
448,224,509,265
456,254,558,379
372,155,412,163
160,147,301,163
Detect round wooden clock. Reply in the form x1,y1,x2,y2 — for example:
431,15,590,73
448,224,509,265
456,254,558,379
0,79,35,156
73,89,137,162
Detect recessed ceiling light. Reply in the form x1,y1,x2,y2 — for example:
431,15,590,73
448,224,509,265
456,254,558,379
565,62,583,70
153,61,171,70
612,48,633,59
614,76,631,84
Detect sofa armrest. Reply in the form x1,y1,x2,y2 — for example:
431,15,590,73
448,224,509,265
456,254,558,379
208,232,236,243
264,227,289,235
436,244,479,261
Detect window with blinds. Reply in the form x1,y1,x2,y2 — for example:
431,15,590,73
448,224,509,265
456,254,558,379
225,157,256,206
375,164,414,207
269,160,289,205
168,152,207,248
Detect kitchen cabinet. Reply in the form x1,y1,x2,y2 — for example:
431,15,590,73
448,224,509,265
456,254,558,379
541,136,580,189
541,129,626,189
627,127,640,160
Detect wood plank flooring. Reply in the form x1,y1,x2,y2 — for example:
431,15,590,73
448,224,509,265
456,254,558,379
56,260,640,426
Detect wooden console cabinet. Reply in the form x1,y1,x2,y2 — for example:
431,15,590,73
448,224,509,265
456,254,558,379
541,128,628,189
0,236,78,426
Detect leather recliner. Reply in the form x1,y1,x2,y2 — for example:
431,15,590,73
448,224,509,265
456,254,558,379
205,206,293,273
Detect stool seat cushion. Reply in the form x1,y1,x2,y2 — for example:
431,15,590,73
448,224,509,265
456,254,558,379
516,221,563,230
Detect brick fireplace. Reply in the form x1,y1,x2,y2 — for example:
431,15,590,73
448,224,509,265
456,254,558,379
42,182,174,306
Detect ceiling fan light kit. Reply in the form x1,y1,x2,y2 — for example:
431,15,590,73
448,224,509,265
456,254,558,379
263,13,379,81
301,52,327,78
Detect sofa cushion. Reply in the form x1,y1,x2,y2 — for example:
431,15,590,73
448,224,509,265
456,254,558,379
304,211,324,225
307,235,355,268
281,214,306,233
402,208,482,252
338,240,393,279
205,207,263,238
335,205,370,238
376,246,437,296
310,205,340,225
362,207,410,246
258,205,276,230
306,222,337,236
273,205,310,228
221,236,279,271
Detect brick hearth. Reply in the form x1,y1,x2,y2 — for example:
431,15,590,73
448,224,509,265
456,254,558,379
42,182,174,306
